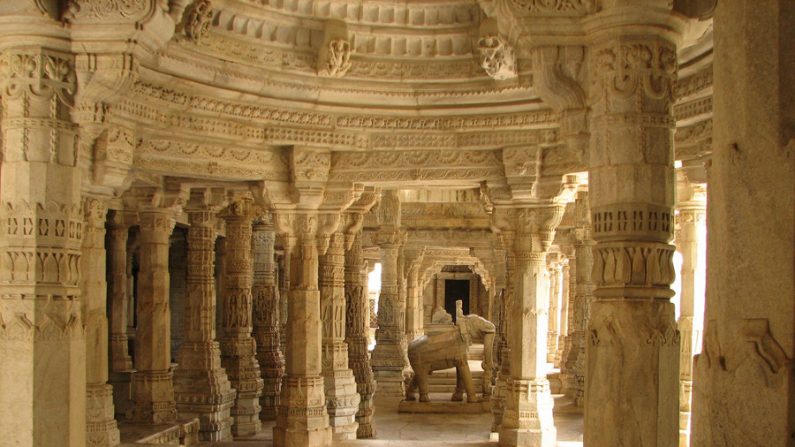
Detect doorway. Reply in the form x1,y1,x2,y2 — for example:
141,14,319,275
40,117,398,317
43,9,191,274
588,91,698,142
444,279,469,323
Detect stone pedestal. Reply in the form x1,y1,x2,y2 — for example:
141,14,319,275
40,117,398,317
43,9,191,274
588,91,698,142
320,233,360,439
173,203,236,441
345,232,377,438
585,10,682,445
252,216,284,421
220,198,264,436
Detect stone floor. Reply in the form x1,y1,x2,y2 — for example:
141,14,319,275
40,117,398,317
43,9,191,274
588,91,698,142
192,395,583,447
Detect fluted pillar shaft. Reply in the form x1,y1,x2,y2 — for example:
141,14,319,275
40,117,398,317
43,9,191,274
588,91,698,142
108,212,134,373
320,232,360,439
133,208,178,424
220,199,263,436
252,217,284,421
174,205,236,441
345,232,377,438
82,199,120,446
585,9,681,445
676,200,706,447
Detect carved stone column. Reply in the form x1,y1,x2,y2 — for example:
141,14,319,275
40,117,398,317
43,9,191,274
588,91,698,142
675,188,706,447
319,232,360,439
555,259,570,367
491,232,514,435
252,213,284,421
173,192,236,441
371,190,409,397
345,232,377,438
0,48,86,447
405,265,422,341
133,205,178,424
371,232,408,397
277,234,293,358
82,198,121,446
585,7,682,445
273,213,333,447
496,207,561,447
692,2,793,445
108,212,134,373
220,197,264,436
560,247,577,395
546,259,560,364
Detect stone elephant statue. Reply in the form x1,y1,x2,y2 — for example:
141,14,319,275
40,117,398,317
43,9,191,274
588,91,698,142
405,305,495,403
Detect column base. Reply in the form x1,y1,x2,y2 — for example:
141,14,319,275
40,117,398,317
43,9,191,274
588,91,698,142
373,370,406,398
86,383,121,447
132,370,177,424
355,388,377,439
499,379,556,447
173,352,237,441
324,370,360,440
274,376,332,447
110,335,133,372
231,392,263,437
260,376,281,421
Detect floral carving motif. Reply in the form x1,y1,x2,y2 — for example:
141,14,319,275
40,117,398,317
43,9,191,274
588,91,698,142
590,40,677,102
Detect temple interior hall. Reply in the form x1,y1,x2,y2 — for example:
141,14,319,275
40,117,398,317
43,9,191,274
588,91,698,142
0,0,792,446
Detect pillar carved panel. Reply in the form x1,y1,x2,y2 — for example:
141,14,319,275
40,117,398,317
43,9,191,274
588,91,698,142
108,211,134,373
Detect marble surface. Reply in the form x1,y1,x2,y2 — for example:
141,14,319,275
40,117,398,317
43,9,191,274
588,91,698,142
174,394,583,446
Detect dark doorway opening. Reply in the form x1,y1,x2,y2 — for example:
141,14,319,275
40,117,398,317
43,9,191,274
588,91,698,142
445,279,470,323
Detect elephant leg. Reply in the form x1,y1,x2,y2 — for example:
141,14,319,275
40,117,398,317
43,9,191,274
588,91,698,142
417,369,430,402
458,360,478,403
405,374,417,401
452,364,465,401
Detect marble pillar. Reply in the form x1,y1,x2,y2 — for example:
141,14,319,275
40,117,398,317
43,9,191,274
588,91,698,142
371,236,408,397
220,198,264,436
0,48,86,447
572,194,594,408
585,7,681,445
691,3,793,445
499,208,560,447
675,192,706,447
82,199,121,446
108,212,134,373
173,203,236,441
546,260,560,364
555,260,570,368
273,215,332,447
320,233,360,439
133,207,178,424
491,232,514,434
252,216,284,421
277,235,292,359
345,232,377,438
405,267,422,341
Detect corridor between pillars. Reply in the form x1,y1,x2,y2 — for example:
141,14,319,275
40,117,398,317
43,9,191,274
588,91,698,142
584,4,683,446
